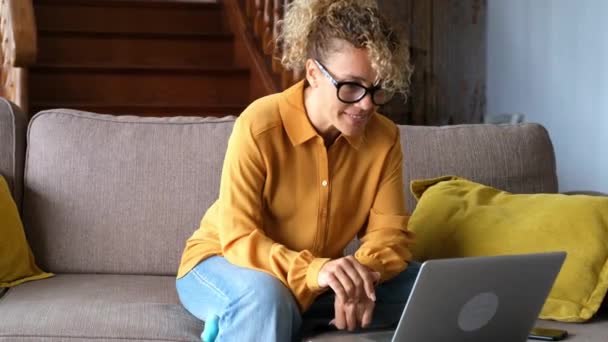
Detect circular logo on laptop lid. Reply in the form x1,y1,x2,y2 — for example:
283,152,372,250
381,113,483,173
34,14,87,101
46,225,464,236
458,292,499,331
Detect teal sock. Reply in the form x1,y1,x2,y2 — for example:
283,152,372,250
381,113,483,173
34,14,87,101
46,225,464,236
201,315,219,342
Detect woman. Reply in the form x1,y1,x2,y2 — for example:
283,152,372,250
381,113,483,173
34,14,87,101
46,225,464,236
176,0,418,340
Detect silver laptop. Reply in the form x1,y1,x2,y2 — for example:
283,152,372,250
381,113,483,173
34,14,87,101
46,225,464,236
308,252,566,342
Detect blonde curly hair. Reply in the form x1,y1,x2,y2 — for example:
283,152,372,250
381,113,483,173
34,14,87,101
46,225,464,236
277,0,412,97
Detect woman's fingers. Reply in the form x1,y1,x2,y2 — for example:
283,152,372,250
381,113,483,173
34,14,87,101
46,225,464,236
333,267,358,299
326,273,347,302
319,256,381,302
348,256,379,301
360,303,374,328
333,296,376,331
338,259,363,299
364,271,380,301
344,303,358,331
333,298,347,330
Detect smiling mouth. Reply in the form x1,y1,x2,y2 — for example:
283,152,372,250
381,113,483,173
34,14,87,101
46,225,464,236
345,112,367,121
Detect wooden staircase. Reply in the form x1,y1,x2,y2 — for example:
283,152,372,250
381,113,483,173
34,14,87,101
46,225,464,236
3,1,487,124
29,0,255,117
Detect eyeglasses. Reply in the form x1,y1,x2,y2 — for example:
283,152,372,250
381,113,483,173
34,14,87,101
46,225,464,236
313,59,394,106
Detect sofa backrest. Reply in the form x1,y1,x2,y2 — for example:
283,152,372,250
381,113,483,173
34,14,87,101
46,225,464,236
399,124,558,212
0,98,27,210
21,110,558,276
23,110,235,275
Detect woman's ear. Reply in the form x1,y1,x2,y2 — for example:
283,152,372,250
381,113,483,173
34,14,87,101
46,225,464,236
305,59,318,88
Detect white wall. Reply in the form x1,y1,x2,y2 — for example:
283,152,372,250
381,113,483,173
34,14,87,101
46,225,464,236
487,0,608,192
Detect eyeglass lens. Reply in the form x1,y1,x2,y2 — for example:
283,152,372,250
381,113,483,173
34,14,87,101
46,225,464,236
337,83,393,105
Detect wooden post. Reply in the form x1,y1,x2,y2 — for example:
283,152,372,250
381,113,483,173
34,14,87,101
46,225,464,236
262,0,273,55
271,0,283,72
0,0,37,112
254,0,264,38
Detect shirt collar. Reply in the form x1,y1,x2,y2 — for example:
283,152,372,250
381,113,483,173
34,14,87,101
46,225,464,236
278,80,317,146
341,131,365,150
278,80,366,150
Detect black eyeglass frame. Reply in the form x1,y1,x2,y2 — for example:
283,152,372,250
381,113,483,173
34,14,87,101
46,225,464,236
313,59,393,106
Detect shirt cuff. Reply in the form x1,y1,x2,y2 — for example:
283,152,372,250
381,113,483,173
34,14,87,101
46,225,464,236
305,257,332,291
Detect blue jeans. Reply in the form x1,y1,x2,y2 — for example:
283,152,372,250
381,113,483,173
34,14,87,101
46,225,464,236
176,256,420,342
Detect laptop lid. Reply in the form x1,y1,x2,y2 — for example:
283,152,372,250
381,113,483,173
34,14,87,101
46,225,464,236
391,252,566,342
307,252,566,342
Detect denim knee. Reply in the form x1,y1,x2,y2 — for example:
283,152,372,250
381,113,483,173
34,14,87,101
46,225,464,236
236,272,300,317
222,272,302,341
177,257,304,341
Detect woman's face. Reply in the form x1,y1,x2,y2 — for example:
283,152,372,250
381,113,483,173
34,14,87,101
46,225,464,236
306,42,378,139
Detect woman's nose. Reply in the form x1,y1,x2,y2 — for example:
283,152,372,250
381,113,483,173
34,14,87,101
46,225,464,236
356,92,375,110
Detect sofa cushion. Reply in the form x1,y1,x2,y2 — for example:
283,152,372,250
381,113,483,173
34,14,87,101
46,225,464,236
0,274,201,341
0,98,27,210
0,176,53,287
309,313,608,342
399,123,558,213
408,176,608,322
23,110,235,275
534,309,608,342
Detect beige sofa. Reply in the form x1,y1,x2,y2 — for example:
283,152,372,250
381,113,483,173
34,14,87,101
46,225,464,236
0,99,606,341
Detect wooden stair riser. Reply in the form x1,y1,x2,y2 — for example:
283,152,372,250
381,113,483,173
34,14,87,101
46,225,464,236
35,2,226,34
30,69,250,106
38,32,235,68
29,0,254,118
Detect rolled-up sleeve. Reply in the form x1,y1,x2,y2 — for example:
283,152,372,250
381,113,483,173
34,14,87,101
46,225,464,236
354,130,414,282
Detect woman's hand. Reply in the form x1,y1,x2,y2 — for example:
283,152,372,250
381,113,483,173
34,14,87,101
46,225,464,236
318,255,380,303
331,294,376,331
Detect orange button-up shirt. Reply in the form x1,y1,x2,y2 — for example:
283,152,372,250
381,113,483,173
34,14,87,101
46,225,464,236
177,81,413,311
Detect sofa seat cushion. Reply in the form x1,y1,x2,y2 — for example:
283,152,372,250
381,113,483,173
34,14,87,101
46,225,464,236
534,308,608,341
0,274,201,341
308,311,608,341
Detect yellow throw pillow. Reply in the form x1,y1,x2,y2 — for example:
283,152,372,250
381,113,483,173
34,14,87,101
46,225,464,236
0,176,53,287
408,175,608,322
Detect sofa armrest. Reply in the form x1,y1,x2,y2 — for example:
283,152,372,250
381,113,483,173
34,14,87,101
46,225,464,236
0,97,27,210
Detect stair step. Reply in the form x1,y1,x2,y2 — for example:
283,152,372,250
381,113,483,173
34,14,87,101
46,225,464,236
35,0,226,34
29,65,251,106
30,103,245,117
38,30,235,68
35,0,220,7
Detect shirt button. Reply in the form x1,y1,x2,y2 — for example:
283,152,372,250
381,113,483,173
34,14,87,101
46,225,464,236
321,180,328,187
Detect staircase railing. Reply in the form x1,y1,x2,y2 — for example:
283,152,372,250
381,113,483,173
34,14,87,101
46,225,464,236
226,0,299,93
0,0,37,113
245,0,301,89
